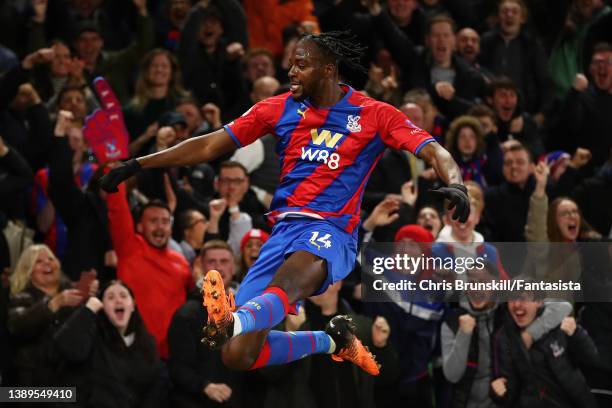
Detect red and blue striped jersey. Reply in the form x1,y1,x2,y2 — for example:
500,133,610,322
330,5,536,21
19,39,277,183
224,85,435,233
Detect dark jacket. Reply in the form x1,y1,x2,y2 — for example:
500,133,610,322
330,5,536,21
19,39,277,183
53,306,162,408
479,28,555,116
570,164,612,238
484,177,536,242
492,320,599,408
0,144,33,221
496,113,544,158
178,7,247,121
7,279,76,386
370,9,486,119
47,138,113,283
167,293,244,408
0,66,54,172
557,87,612,168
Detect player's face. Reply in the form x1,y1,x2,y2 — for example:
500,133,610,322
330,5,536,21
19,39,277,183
138,207,172,249
201,249,235,286
457,28,480,63
555,199,580,242
288,41,327,100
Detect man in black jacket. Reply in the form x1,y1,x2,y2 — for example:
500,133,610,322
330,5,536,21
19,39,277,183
364,9,486,120
556,43,612,169
491,288,600,408
484,144,537,242
168,240,244,407
478,0,555,122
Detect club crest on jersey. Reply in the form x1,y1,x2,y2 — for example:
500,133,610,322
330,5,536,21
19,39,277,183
346,115,361,132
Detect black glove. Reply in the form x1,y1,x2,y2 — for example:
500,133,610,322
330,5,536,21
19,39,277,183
430,183,470,223
99,159,142,193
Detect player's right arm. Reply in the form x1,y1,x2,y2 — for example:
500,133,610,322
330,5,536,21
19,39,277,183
100,96,279,192
99,129,236,192
138,129,236,169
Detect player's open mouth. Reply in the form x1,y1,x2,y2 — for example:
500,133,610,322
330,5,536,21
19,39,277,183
290,83,301,93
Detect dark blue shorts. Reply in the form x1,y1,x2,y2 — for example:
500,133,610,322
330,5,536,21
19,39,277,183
235,217,358,313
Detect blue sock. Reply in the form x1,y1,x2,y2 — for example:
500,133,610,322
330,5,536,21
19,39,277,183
250,330,332,369
233,287,290,335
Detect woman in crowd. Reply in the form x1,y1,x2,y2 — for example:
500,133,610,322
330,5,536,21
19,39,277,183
525,163,600,281
238,229,269,281
124,48,189,156
445,115,503,188
7,244,97,385
54,280,162,407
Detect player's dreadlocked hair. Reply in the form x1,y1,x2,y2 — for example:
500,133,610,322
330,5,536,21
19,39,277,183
301,31,367,73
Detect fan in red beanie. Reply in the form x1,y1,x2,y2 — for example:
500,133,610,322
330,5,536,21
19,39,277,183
394,225,435,243
239,229,270,279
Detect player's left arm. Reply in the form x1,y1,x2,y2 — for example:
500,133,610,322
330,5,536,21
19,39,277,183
417,142,462,185
418,142,470,222
378,103,470,222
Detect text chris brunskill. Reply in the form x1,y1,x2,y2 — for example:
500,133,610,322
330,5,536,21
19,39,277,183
370,279,582,292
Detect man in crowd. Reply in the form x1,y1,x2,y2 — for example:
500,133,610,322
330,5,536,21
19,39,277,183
484,144,537,242
106,182,190,359
168,240,243,406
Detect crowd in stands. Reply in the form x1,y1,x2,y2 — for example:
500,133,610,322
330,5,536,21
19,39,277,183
1,0,612,407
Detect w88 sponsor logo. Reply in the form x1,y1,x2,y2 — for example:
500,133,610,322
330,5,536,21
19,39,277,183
301,128,343,170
